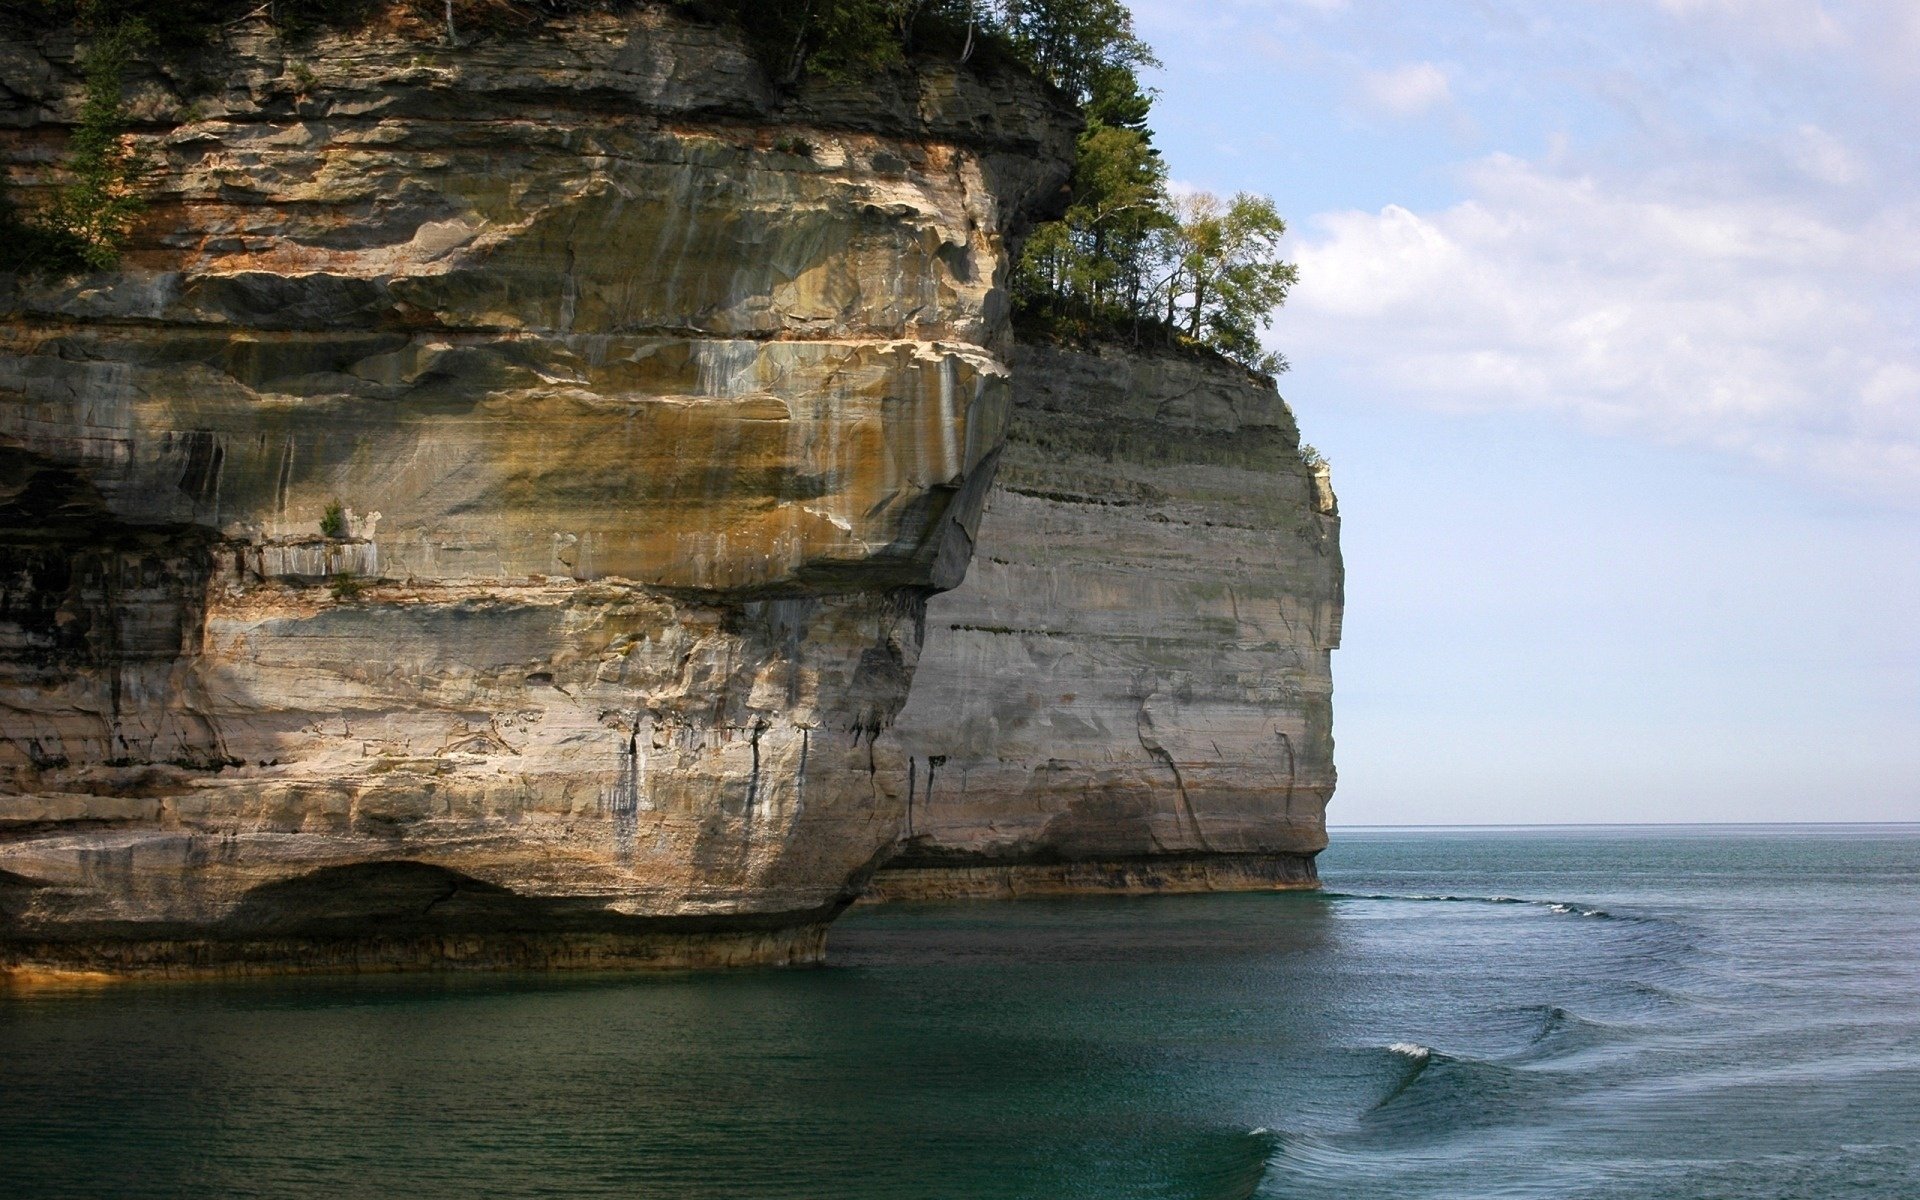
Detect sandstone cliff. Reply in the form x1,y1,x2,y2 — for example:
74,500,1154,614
0,9,1075,975
870,341,1342,900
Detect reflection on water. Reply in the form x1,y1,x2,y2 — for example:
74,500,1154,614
4,827,1918,1199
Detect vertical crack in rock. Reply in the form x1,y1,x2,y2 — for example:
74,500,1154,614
1276,730,1298,818
925,755,945,808
744,719,765,828
795,727,809,817
610,723,642,866
1137,701,1212,854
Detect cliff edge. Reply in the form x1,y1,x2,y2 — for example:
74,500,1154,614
871,339,1342,900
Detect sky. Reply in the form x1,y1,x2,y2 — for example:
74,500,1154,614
1128,0,1920,824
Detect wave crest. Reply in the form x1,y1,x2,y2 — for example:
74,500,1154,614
1327,892,1617,919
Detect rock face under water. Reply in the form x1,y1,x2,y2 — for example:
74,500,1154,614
870,342,1342,900
0,11,1074,975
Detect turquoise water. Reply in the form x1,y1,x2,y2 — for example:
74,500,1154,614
4,825,1917,1198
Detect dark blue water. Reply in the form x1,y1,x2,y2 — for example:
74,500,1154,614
4,826,1917,1198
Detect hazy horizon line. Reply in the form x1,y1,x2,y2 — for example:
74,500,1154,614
1327,820,1919,829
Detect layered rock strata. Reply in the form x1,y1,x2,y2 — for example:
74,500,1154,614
0,9,1074,976
870,342,1342,900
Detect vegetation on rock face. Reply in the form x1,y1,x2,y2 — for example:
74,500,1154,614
0,1,1042,68
0,10,150,273
319,501,348,539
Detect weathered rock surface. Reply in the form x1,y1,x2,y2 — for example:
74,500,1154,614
870,342,1342,899
0,9,1075,975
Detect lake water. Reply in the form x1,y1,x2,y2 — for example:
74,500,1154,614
4,825,1917,1198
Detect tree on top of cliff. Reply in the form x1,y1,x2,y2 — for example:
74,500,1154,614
1012,102,1299,374
998,0,1155,101
1017,116,1169,316
1159,191,1298,377
670,1,1156,90
0,1,1152,79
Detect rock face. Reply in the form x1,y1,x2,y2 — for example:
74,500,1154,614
869,342,1342,900
0,10,1074,975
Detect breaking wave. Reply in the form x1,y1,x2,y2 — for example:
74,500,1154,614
1357,1042,1537,1143
1326,892,1619,919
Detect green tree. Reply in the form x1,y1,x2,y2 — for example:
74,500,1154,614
0,12,150,273
999,0,1156,100
1014,121,1169,323
1083,60,1153,131
691,0,985,84
1075,123,1169,304
49,16,151,268
1158,190,1297,374
1011,36,1171,326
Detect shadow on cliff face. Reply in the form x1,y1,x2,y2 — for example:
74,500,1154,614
219,861,845,940
0,869,53,925
0,447,226,778
1035,785,1163,859
2,859,847,974
221,862,562,938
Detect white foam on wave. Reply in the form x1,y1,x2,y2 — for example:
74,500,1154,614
1332,892,1618,919
1386,1042,1432,1061
1547,902,1613,918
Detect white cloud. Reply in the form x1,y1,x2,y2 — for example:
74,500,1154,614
1644,0,1920,85
1358,62,1452,117
1650,0,1846,47
1785,124,1865,187
1284,154,1920,497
